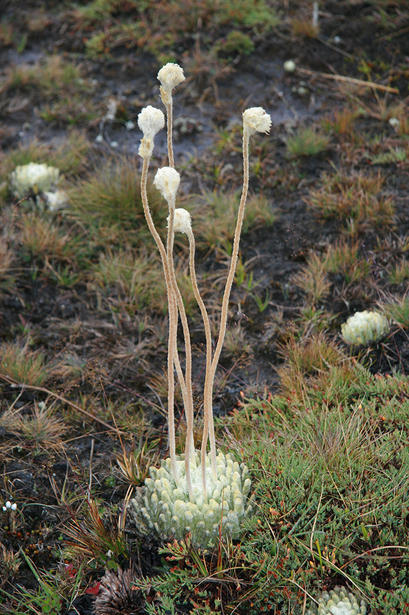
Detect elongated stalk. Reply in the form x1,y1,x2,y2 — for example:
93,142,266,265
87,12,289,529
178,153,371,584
140,157,184,478
167,231,194,495
165,99,175,168
163,93,195,495
167,202,193,497
202,131,250,475
186,228,213,497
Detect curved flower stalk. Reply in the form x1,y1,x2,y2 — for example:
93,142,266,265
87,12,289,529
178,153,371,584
131,63,270,546
155,167,195,496
138,106,181,480
307,586,368,615
157,65,196,493
341,310,389,346
171,208,213,498
201,106,272,485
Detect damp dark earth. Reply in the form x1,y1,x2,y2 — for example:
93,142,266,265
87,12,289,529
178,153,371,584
0,1,409,614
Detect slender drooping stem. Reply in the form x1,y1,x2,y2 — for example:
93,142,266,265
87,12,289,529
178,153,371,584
186,228,213,496
201,130,250,476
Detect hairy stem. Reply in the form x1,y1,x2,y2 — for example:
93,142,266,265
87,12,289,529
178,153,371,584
163,93,195,495
140,156,186,478
187,228,213,497
165,99,175,169
202,130,250,476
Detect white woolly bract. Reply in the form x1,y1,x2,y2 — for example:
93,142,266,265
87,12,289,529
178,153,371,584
341,310,389,346
137,106,165,140
307,586,367,615
157,63,185,92
130,451,252,547
10,163,60,199
154,167,180,203
169,208,191,234
243,107,272,136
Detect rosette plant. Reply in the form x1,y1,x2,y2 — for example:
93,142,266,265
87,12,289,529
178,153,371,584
130,63,271,547
307,586,368,615
10,162,60,200
341,310,389,346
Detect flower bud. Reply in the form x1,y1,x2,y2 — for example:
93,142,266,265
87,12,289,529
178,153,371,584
157,63,185,103
243,107,272,137
138,106,165,157
138,105,165,139
168,208,191,234
154,167,180,204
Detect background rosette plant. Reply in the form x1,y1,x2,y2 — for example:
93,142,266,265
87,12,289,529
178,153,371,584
341,310,389,346
307,586,368,615
10,162,60,200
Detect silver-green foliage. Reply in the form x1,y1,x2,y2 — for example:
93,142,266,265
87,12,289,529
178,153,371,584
130,451,252,547
307,586,367,615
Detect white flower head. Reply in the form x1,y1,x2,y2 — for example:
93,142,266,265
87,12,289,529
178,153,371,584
243,107,272,137
157,63,185,102
168,208,191,234
154,167,180,204
138,106,165,158
138,105,165,139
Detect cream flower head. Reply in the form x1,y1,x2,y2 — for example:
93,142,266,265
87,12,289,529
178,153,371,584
138,105,165,139
157,63,185,101
154,167,180,204
168,208,192,234
138,106,165,157
243,107,272,137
